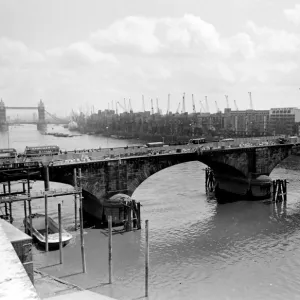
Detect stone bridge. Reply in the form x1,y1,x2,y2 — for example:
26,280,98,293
1,143,300,220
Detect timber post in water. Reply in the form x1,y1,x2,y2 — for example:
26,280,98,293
205,168,216,193
272,179,287,202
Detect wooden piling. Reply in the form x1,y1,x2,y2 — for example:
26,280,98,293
128,202,132,231
74,195,78,230
73,168,78,230
4,202,8,217
108,215,112,284
132,200,137,229
22,182,26,193
23,200,27,233
3,184,6,194
78,168,86,273
137,202,141,230
28,199,33,238
58,203,63,264
9,202,12,223
145,219,149,297
284,179,287,201
8,181,11,195
44,194,49,252
44,166,50,191
79,206,86,273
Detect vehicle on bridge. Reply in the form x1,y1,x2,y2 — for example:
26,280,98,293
188,138,206,144
145,142,165,148
24,145,60,157
0,148,17,160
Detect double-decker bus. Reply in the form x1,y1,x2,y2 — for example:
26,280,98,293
24,145,60,157
0,148,17,159
145,142,165,148
188,138,206,144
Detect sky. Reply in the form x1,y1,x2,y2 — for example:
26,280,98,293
0,0,300,116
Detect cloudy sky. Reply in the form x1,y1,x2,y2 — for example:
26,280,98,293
0,0,300,116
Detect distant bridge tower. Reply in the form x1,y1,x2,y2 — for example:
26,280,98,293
37,99,47,131
0,99,8,131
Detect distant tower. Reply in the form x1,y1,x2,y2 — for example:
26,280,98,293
37,99,47,131
0,99,8,131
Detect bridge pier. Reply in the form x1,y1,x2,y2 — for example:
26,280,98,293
214,173,272,202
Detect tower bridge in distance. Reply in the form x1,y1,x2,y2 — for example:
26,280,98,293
0,99,68,131
1,140,300,221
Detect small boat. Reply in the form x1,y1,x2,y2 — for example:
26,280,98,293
24,213,72,250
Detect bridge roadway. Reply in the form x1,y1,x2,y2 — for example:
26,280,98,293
1,136,300,218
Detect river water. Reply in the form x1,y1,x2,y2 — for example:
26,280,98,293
1,125,300,300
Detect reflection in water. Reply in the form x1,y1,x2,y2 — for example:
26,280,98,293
2,125,300,299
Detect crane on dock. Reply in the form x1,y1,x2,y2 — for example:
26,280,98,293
225,95,229,109
192,94,196,114
234,100,238,111
215,101,221,113
117,101,127,113
142,95,145,112
128,98,133,113
199,100,206,113
181,93,186,113
167,94,170,114
248,92,253,110
151,99,154,115
156,98,160,114
205,96,209,113
176,102,181,114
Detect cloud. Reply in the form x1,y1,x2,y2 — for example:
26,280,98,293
247,21,300,53
0,37,44,67
46,41,118,68
284,4,300,25
91,16,162,54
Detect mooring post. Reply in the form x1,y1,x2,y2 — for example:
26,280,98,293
4,202,8,218
27,172,30,195
79,205,86,273
145,219,149,298
108,215,112,284
3,184,6,194
73,168,78,230
9,202,12,224
8,181,11,195
44,166,50,191
78,168,86,273
23,200,27,233
22,181,26,193
44,194,49,252
128,202,132,231
28,199,33,238
272,180,276,201
284,179,287,201
205,168,208,192
137,202,141,230
58,203,63,264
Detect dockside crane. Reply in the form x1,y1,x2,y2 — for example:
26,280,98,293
215,101,221,113
225,95,229,109
176,102,181,114
151,99,154,115
128,98,133,113
156,98,160,114
142,95,145,112
123,98,127,112
192,94,196,114
182,93,186,113
115,101,118,114
248,92,253,110
167,94,170,114
199,100,206,113
234,100,238,111
117,101,127,113
205,96,209,113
